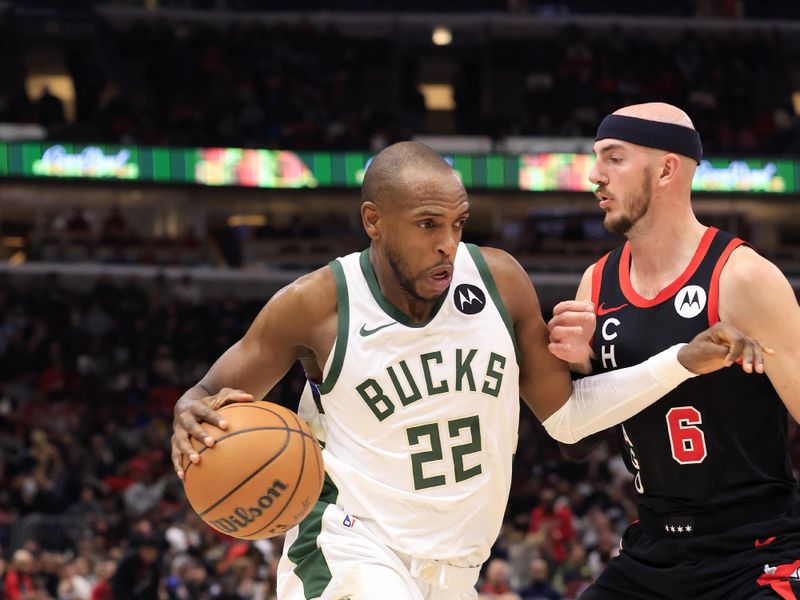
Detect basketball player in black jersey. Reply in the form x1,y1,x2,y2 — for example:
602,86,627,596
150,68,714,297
548,102,800,599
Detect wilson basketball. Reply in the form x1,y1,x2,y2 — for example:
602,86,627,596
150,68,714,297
182,401,324,539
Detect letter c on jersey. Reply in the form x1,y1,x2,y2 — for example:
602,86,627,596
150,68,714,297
601,317,620,340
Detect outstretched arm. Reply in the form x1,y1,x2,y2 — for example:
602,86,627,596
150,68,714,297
171,266,337,477
480,247,772,441
542,321,771,443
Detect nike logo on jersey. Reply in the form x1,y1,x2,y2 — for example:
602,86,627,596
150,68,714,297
597,302,629,316
755,536,777,548
359,322,397,336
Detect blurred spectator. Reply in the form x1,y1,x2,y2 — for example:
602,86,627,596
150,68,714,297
551,543,592,598
586,527,620,580
109,534,162,600
56,557,93,600
164,554,207,600
516,558,561,600
64,485,105,525
5,549,36,600
527,488,575,563
479,558,521,600
89,560,116,600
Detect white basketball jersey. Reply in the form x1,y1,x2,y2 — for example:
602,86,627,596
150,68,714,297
298,243,520,563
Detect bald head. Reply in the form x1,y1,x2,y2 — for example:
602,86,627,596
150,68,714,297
362,141,460,209
12,549,34,570
613,102,695,130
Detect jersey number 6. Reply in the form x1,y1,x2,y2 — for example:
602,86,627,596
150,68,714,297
666,406,708,464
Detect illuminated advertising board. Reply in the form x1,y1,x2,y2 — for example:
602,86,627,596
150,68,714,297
0,142,795,194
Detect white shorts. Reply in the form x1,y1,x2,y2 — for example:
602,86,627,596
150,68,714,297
277,500,480,600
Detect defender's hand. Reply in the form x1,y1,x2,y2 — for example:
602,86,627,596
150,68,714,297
171,387,254,479
548,301,596,363
677,322,774,375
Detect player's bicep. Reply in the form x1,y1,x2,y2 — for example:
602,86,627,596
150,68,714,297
745,285,800,423
200,302,300,400
480,247,573,421
721,252,800,423
200,272,331,399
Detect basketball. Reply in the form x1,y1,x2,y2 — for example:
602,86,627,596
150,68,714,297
182,401,324,540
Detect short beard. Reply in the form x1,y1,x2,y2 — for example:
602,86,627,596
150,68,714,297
605,167,652,235
386,245,427,301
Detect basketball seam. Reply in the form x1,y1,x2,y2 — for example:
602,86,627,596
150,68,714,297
239,410,309,538
194,409,293,516
190,426,318,458
183,404,317,470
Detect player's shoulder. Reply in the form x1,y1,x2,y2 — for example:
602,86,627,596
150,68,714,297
470,245,524,275
470,245,537,319
269,264,338,320
717,243,798,336
719,245,792,316
723,245,786,287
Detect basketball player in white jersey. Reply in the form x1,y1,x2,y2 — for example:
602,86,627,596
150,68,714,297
170,142,769,600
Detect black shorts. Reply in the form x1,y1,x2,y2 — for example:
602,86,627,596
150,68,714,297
580,496,800,600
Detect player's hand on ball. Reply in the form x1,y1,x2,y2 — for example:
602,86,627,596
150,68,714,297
677,322,774,375
171,387,254,479
547,301,596,363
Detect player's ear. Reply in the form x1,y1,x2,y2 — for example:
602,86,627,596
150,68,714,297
657,154,681,188
361,201,382,241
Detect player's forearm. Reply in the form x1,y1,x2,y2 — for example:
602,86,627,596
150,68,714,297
543,344,697,443
568,356,593,375
558,430,606,460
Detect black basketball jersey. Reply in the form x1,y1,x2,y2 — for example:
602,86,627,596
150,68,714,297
590,227,795,515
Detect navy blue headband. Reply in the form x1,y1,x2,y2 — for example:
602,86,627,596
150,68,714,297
595,114,702,164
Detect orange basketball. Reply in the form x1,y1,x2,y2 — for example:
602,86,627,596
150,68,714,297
182,401,324,539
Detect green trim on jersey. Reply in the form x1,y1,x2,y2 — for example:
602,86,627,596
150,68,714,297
359,249,448,328
287,474,339,599
466,243,520,361
317,260,349,395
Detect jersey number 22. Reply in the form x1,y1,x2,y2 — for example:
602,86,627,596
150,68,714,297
406,416,482,490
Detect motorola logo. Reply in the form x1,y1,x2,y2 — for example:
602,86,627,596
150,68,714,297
454,284,486,315
674,285,706,319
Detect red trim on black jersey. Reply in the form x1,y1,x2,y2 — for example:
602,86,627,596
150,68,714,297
707,237,746,326
591,252,611,310
590,253,610,348
619,227,718,308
